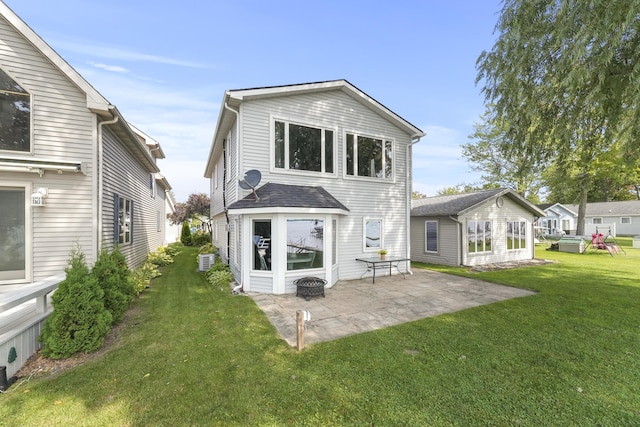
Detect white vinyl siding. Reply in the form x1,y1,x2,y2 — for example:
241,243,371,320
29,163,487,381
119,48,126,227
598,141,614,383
410,217,458,266
237,91,411,280
102,128,165,269
0,17,96,279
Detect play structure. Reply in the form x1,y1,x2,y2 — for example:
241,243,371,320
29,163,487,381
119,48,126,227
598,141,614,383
585,226,626,256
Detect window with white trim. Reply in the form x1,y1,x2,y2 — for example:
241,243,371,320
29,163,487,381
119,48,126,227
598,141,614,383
0,68,31,153
467,220,492,253
118,196,133,245
507,220,526,250
252,219,271,271
621,217,631,224
287,219,323,270
274,120,334,173
346,133,393,179
592,217,603,224
425,220,438,253
364,218,383,251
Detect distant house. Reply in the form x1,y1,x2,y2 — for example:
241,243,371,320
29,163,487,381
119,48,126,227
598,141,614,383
539,200,640,237
0,3,171,378
411,189,545,267
536,203,578,236
204,80,424,294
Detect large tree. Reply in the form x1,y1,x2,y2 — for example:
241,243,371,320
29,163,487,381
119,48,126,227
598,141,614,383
477,0,640,234
168,193,211,231
464,109,545,202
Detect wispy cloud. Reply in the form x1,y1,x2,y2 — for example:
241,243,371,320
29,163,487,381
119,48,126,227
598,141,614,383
90,62,129,73
53,37,215,69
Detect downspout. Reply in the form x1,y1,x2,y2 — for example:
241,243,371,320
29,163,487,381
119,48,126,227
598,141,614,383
449,215,463,266
406,136,422,275
223,101,239,268
97,109,119,258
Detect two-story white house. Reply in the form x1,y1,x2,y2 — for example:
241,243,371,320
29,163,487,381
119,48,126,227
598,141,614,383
204,80,424,294
0,2,171,379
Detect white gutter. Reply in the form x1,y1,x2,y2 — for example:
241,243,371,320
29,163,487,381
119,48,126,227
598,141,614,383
96,109,119,258
405,136,423,275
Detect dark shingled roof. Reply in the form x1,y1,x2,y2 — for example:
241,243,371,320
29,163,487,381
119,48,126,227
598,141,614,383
411,188,505,216
227,182,349,211
411,188,545,217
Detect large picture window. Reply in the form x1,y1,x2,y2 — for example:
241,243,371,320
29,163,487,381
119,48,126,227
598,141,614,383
0,187,26,281
346,133,393,179
0,69,31,152
287,219,323,270
467,220,492,253
274,120,334,173
507,221,527,250
425,220,438,253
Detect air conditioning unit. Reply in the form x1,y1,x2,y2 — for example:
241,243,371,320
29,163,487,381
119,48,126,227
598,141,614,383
198,254,215,272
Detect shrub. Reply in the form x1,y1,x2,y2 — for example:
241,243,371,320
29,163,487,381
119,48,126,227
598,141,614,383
205,261,230,280
162,244,182,257
190,230,211,246
206,270,234,288
92,247,134,324
199,243,216,254
180,222,191,245
131,262,161,294
147,250,174,267
39,249,112,359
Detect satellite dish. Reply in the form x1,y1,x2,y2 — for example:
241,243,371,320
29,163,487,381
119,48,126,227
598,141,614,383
239,169,261,190
238,169,262,201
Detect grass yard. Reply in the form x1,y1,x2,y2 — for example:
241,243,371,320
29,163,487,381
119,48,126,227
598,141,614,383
1,241,639,426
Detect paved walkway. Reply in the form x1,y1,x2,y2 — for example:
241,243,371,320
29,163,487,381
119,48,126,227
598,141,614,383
249,269,534,347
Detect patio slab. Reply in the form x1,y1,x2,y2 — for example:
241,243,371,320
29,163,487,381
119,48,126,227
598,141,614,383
249,268,535,347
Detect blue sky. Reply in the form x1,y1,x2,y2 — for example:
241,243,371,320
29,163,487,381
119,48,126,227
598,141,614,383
5,0,502,202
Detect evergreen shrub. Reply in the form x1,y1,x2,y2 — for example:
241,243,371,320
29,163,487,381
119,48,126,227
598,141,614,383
180,222,191,245
92,247,134,325
39,249,112,359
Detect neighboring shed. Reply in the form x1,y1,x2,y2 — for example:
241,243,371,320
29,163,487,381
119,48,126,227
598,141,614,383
411,188,545,267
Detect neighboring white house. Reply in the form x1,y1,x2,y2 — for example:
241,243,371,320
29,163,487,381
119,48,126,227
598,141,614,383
536,203,578,236
0,3,171,379
539,200,640,237
411,188,545,267
203,80,424,294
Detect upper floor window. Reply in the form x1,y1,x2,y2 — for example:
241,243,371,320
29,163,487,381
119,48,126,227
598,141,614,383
346,133,393,179
274,120,334,173
0,69,30,152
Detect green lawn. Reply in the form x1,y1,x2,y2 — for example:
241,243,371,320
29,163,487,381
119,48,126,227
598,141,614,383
1,242,639,426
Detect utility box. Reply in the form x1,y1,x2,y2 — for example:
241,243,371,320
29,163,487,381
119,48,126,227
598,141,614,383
633,236,640,249
198,254,215,272
558,237,585,254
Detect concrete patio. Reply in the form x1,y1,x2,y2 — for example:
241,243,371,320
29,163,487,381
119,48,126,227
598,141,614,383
249,268,535,347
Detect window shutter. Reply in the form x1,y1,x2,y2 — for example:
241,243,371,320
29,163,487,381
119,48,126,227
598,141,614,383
130,201,134,245
113,193,119,244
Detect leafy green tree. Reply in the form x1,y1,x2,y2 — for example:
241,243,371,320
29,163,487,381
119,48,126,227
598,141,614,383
477,0,640,233
39,249,112,359
169,193,211,232
435,183,495,196
464,110,545,202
